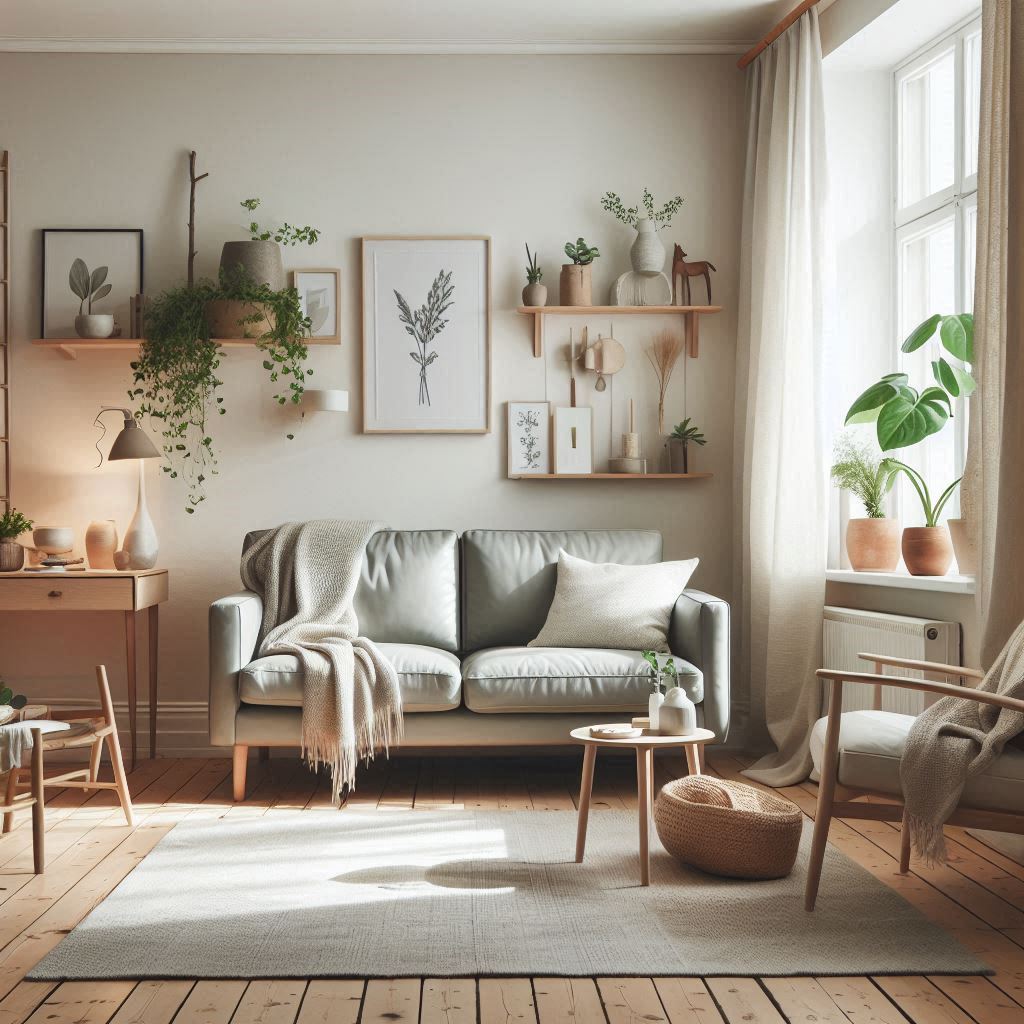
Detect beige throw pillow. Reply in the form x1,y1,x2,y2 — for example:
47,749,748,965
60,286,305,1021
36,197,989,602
528,550,699,652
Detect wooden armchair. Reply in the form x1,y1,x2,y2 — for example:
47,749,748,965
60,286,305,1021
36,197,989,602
805,652,1024,911
0,727,45,872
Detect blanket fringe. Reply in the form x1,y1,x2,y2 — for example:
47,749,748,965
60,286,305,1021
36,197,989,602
906,812,948,866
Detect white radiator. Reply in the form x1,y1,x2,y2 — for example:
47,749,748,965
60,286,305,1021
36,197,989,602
822,606,961,716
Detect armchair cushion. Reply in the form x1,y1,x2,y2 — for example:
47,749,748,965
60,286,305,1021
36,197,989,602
809,709,1024,814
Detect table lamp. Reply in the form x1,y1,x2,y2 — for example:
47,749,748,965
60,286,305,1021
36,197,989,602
95,407,160,570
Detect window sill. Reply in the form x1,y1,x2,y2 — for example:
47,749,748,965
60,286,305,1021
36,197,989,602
825,569,976,595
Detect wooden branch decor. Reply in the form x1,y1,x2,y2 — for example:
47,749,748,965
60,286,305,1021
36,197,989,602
187,150,209,286
737,0,822,69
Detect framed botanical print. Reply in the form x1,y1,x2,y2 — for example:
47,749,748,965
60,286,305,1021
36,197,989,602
41,229,143,338
507,401,551,477
362,236,490,433
293,269,340,343
553,406,594,474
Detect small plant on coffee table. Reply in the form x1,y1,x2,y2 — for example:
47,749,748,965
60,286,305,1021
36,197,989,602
642,651,678,693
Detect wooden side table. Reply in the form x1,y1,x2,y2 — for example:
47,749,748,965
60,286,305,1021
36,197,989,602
0,569,168,767
570,724,716,886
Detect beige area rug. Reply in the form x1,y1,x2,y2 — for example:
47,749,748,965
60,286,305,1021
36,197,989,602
29,810,986,979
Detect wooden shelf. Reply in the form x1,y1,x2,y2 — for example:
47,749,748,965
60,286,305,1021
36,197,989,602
510,472,712,481
517,305,722,358
32,337,338,361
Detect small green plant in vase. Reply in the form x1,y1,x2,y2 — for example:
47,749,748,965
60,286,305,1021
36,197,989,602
560,238,601,307
642,650,678,731
601,188,684,273
523,244,546,308
668,418,706,474
0,507,33,573
0,680,28,725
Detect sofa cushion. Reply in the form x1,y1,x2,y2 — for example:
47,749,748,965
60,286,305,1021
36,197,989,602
244,529,459,652
462,646,703,714
809,709,1024,813
462,529,664,651
239,642,461,712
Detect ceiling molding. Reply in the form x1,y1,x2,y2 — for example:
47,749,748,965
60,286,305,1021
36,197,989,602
0,36,751,56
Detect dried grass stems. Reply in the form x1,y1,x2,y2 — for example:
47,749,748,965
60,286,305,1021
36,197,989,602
646,328,686,434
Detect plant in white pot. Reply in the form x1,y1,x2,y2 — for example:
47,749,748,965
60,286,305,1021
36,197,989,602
0,507,33,572
601,188,684,274
70,259,114,338
642,650,678,731
830,432,899,571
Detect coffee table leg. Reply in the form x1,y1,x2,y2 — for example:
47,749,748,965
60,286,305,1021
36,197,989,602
637,746,652,886
685,743,702,776
575,743,597,862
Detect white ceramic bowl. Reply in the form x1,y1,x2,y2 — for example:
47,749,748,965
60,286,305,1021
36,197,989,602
32,526,74,554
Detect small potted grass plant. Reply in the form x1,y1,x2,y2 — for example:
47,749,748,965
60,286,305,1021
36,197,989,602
523,244,546,307
0,507,33,572
559,238,600,306
830,433,899,571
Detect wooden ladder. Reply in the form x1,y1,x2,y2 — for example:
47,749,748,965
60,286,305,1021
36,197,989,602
0,150,9,512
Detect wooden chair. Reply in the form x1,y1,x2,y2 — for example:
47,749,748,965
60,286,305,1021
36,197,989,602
3,666,134,828
805,651,1024,911
0,726,46,872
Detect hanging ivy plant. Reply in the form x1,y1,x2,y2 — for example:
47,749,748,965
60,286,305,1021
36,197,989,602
130,270,312,513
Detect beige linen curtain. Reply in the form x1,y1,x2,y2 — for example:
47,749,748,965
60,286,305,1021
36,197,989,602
963,0,1024,667
735,9,829,786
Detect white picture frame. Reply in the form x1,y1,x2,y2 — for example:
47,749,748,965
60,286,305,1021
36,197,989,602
553,406,593,475
362,236,491,433
507,401,551,477
293,269,340,343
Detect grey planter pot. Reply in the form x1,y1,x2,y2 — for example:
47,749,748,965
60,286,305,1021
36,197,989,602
74,314,115,338
219,240,285,291
667,437,690,474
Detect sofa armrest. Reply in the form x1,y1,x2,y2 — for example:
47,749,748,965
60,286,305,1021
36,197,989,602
670,589,730,743
209,590,263,747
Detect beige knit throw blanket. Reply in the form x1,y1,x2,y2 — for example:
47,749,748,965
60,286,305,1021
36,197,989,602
240,519,402,803
901,618,1024,863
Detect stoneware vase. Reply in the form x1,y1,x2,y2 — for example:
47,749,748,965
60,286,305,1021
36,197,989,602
630,218,666,274
85,519,118,570
74,313,115,339
559,264,592,306
846,518,901,572
648,689,664,731
0,540,25,572
205,299,276,340
219,240,286,291
946,518,977,574
659,686,697,736
902,525,953,576
122,464,159,570
667,438,690,474
522,282,547,307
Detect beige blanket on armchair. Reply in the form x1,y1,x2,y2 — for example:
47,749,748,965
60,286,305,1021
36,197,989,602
241,519,402,802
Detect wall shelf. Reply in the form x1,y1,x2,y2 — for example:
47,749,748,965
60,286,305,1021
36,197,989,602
32,337,339,361
510,472,712,481
517,304,722,358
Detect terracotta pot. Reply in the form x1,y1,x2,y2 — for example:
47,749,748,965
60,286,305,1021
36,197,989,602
947,518,977,574
86,519,118,570
902,525,953,576
522,282,547,307
0,540,24,572
559,264,592,306
205,299,275,340
846,518,900,572
219,240,285,290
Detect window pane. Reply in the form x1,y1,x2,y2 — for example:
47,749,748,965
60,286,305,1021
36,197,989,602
898,47,955,209
964,30,982,180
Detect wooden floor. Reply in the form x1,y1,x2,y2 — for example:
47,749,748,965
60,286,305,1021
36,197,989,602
2,749,1024,1024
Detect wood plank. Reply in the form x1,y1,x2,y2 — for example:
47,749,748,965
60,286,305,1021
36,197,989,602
478,980,537,1024
0,983,57,1024
597,978,668,1024
761,978,853,1024
377,760,421,810
872,977,975,1024
415,760,458,810
294,981,363,1024
231,981,306,1024
534,979,607,1024
22,983,134,1024
420,979,476,1024
360,980,420,1024
652,979,725,1024
929,976,1024,1023
816,977,909,1024
705,979,786,1024
108,981,194,1024
173,981,247,1024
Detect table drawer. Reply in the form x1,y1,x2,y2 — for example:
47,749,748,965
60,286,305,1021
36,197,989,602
0,578,135,611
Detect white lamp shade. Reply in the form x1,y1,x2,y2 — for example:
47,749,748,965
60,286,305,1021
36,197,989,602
301,389,349,413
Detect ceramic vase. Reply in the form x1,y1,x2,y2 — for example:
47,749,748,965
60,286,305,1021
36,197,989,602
122,463,159,570
74,314,115,339
219,240,285,291
522,282,547,307
559,264,592,306
630,218,666,274
648,689,664,731
846,518,900,572
947,518,977,574
902,525,953,576
85,520,119,570
659,687,697,736
0,540,24,572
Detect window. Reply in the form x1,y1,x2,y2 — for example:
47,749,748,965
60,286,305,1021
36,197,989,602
893,17,980,526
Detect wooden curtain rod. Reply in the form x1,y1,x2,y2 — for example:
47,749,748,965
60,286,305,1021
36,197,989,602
737,0,822,69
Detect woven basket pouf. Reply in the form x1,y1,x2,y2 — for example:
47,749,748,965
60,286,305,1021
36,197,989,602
653,775,803,879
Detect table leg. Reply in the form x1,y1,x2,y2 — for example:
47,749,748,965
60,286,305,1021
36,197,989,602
685,744,703,776
575,743,597,863
637,746,652,886
148,605,159,759
124,610,138,770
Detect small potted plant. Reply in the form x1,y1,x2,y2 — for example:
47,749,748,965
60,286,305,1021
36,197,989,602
0,680,28,726
523,244,546,307
886,462,961,576
601,188,684,273
642,650,678,731
70,259,115,338
0,507,33,572
668,418,706,474
830,433,900,571
560,238,600,306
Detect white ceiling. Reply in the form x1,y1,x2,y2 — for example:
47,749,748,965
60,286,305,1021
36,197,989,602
0,0,808,54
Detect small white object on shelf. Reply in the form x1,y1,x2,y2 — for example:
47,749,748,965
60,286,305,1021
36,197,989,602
589,724,642,739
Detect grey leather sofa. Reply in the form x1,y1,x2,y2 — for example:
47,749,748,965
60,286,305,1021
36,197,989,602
210,529,729,797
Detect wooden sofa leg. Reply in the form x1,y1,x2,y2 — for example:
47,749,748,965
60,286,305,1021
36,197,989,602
899,807,911,873
805,679,842,912
233,744,249,801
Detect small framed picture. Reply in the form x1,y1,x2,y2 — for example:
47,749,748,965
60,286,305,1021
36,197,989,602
41,229,143,338
553,406,593,475
293,269,340,343
507,401,551,477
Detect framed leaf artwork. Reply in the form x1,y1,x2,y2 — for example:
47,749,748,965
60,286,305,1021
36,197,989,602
507,401,551,477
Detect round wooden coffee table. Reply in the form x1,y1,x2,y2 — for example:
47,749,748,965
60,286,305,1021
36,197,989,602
570,724,715,886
